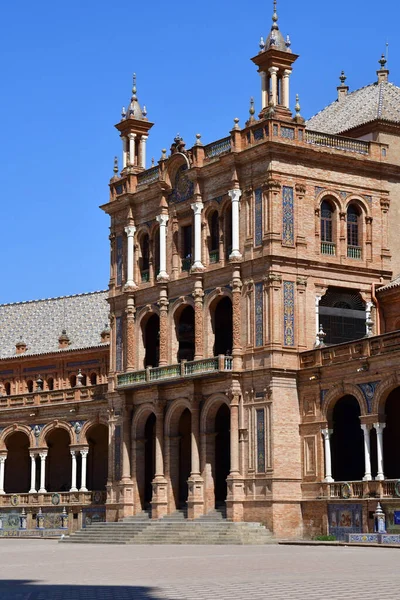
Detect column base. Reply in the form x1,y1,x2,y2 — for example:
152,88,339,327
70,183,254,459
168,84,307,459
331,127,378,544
38,488,47,494
118,480,135,518
376,474,385,481
323,477,334,483
151,476,169,519
226,475,244,522
191,262,205,273
156,272,170,282
79,487,88,492
229,251,242,262
0,490,5,495
29,489,37,494
187,475,204,520
70,487,78,493
363,475,372,482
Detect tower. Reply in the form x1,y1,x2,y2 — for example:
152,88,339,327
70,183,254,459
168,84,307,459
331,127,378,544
115,74,154,173
251,1,298,117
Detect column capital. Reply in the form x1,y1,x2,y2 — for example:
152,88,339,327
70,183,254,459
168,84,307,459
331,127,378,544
361,423,371,432
156,213,169,226
0,455,6,464
269,66,279,74
125,225,136,237
321,428,333,439
80,449,89,457
228,189,242,203
373,422,386,432
141,134,148,141
70,450,77,457
39,451,48,460
128,132,137,140
191,201,204,215
283,69,292,77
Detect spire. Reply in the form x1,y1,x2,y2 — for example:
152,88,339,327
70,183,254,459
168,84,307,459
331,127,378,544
377,53,389,83
272,0,278,30
260,0,291,53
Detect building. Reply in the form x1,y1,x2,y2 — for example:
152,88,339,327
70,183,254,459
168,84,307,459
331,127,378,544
1,3,400,539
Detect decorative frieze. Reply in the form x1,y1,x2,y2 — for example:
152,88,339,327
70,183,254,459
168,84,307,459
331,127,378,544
282,186,294,245
254,282,264,347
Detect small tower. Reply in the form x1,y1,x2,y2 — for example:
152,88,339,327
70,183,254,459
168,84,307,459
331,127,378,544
251,1,298,117
115,74,154,173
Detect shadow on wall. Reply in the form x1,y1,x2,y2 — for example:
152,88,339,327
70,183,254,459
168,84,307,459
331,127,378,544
0,580,165,599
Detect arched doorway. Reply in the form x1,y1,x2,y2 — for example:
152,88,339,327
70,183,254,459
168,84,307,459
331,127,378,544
176,306,195,362
331,396,364,481
383,387,400,479
178,409,191,508
213,297,233,356
143,314,160,368
4,432,30,493
46,429,72,492
214,404,230,504
319,287,366,344
144,414,156,507
86,424,108,491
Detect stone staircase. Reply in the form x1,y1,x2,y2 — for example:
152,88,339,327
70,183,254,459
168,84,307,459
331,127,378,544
61,507,274,545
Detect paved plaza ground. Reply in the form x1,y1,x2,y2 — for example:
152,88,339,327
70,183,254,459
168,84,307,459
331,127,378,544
0,540,399,599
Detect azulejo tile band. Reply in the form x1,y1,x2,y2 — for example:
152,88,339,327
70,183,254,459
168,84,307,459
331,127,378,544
256,409,266,473
283,281,295,346
255,282,264,347
282,186,294,245
254,188,263,247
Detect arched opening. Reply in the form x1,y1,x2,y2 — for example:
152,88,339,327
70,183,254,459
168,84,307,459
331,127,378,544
26,380,34,393
46,428,72,492
209,211,219,263
383,387,400,479
224,205,232,260
86,424,108,491
214,404,230,504
90,373,97,385
47,378,54,391
181,224,193,272
213,297,233,356
347,204,362,259
143,314,160,368
81,373,87,386
176,306,195,362
319,287,366,345
69,375,76,388
4,431,30,493
4,382,11,395
140,234,150,282
320,199,336,256
178,409,191,508
331,395,364,481
144,414,156,507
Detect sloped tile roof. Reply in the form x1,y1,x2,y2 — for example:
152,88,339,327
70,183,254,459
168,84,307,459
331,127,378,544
306,81,400,134
376,275,400,294
0,291,109,359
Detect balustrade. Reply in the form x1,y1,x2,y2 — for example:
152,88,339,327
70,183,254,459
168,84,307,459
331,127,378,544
305,130,370,155
204,137,231,159
321,241,336,256
347,245,362,259
137,166,159,187
0,384,107,409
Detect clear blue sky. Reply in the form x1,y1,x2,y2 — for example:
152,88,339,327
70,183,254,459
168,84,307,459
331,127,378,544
1,0,398,304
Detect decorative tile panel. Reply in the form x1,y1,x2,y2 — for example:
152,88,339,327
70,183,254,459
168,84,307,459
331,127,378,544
82,507,106,528
115,316,123,373
256,409,266,473
169,165,194,204
116,235,123,286
282,186,294,245
23,365,56,373
114,425,121,481
254,188,263,247
328,503,363,541
283,281,295,346
357,381,380,413
253,128,264,141
281,126,295,140
255,282,264,347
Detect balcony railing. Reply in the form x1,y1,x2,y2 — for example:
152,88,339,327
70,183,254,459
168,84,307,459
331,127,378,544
318,479,400,500
305,130,370,155
0,490,106,507
204,137,231,159
117,355,233,388
137,166,159,187
347,245,362,259
209,249,219,264
321,241,336,256
141,269,150,283
181,257,192,272
0,384,107,409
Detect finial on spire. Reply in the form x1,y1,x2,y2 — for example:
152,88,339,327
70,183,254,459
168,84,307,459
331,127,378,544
379,53,387,70
295,94,301,115
113,156,119,175
121,106,126,119
272,0,278,29
339,71,347,85
249,97,255,121
142,105,147,118
259,36,265,52
131,73,137,100
285,35,291,52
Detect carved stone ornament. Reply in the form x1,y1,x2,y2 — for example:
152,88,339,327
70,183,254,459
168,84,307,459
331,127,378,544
266,179,282,192
295,183,306,195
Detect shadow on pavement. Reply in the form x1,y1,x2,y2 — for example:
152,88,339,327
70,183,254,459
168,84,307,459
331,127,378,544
0,580,169,599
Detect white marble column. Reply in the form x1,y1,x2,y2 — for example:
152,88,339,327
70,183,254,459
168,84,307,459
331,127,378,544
0,456,6,494
228,189,242,260
269,67,279,105
29,453,37,493
366,301,373,336
156,214,169,281
122,136,128,169
322,428,334,483
70,450,78,492
374,423,386,481
260,71,268,109
315,295,322,345
361,424,372,481
140,135,148,169
282,69,291,108
124,225,136,288
128,133,136,166
80,449,88,492
39,452,47,493
191,201,205,270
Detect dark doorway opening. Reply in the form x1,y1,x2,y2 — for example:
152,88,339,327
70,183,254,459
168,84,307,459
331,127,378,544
319,287,366,345
144,414,156,506
4,432,30,494
383,388,400,479
86,424,108,491
215,404,230,504
46,429,72,492
331,395,364,481
144,314,160,368
178,409,192,508
177,306,195,362
213,297,233,356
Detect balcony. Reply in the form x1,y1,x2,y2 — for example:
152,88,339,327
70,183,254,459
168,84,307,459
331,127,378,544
141,269,150,283
181,258,192,272
321,241,336,256
0,384,107,410
347,245,362,259
209,249,219,264
319,480,399,500
0,490,106,508
117,355,233,389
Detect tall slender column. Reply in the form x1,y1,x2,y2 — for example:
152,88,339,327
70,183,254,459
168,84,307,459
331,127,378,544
315,295,322,345
191,405,200,476
156,214,169,281
155,409,164,479
29,453,37,493
260,71,268,109
282,69,291,108
322,429,334,483
269,67,279,105
230,399,240,476
121,409,131,482
70,451,78,492
228,189,242,260
231,268,243,371
361,424,372,481
39,451,47,493
125,299,136,372
122,136,128,169
124,226,136,289
128,133,136,166
374,423,386,481
158,289,169,367
80,449,88,492
366,301,374,336
140,135,148,169
193,279,204,360
0,456,6,494
191,202,205,270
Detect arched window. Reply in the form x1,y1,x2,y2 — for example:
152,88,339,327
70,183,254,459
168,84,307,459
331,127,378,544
26,380,34,393
90,373,97,385
181,224,193,272
209,211,219,263
320,200,335,255
47,378,54,391
140,234,150,282
319,287,366,344
347,204,361,258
